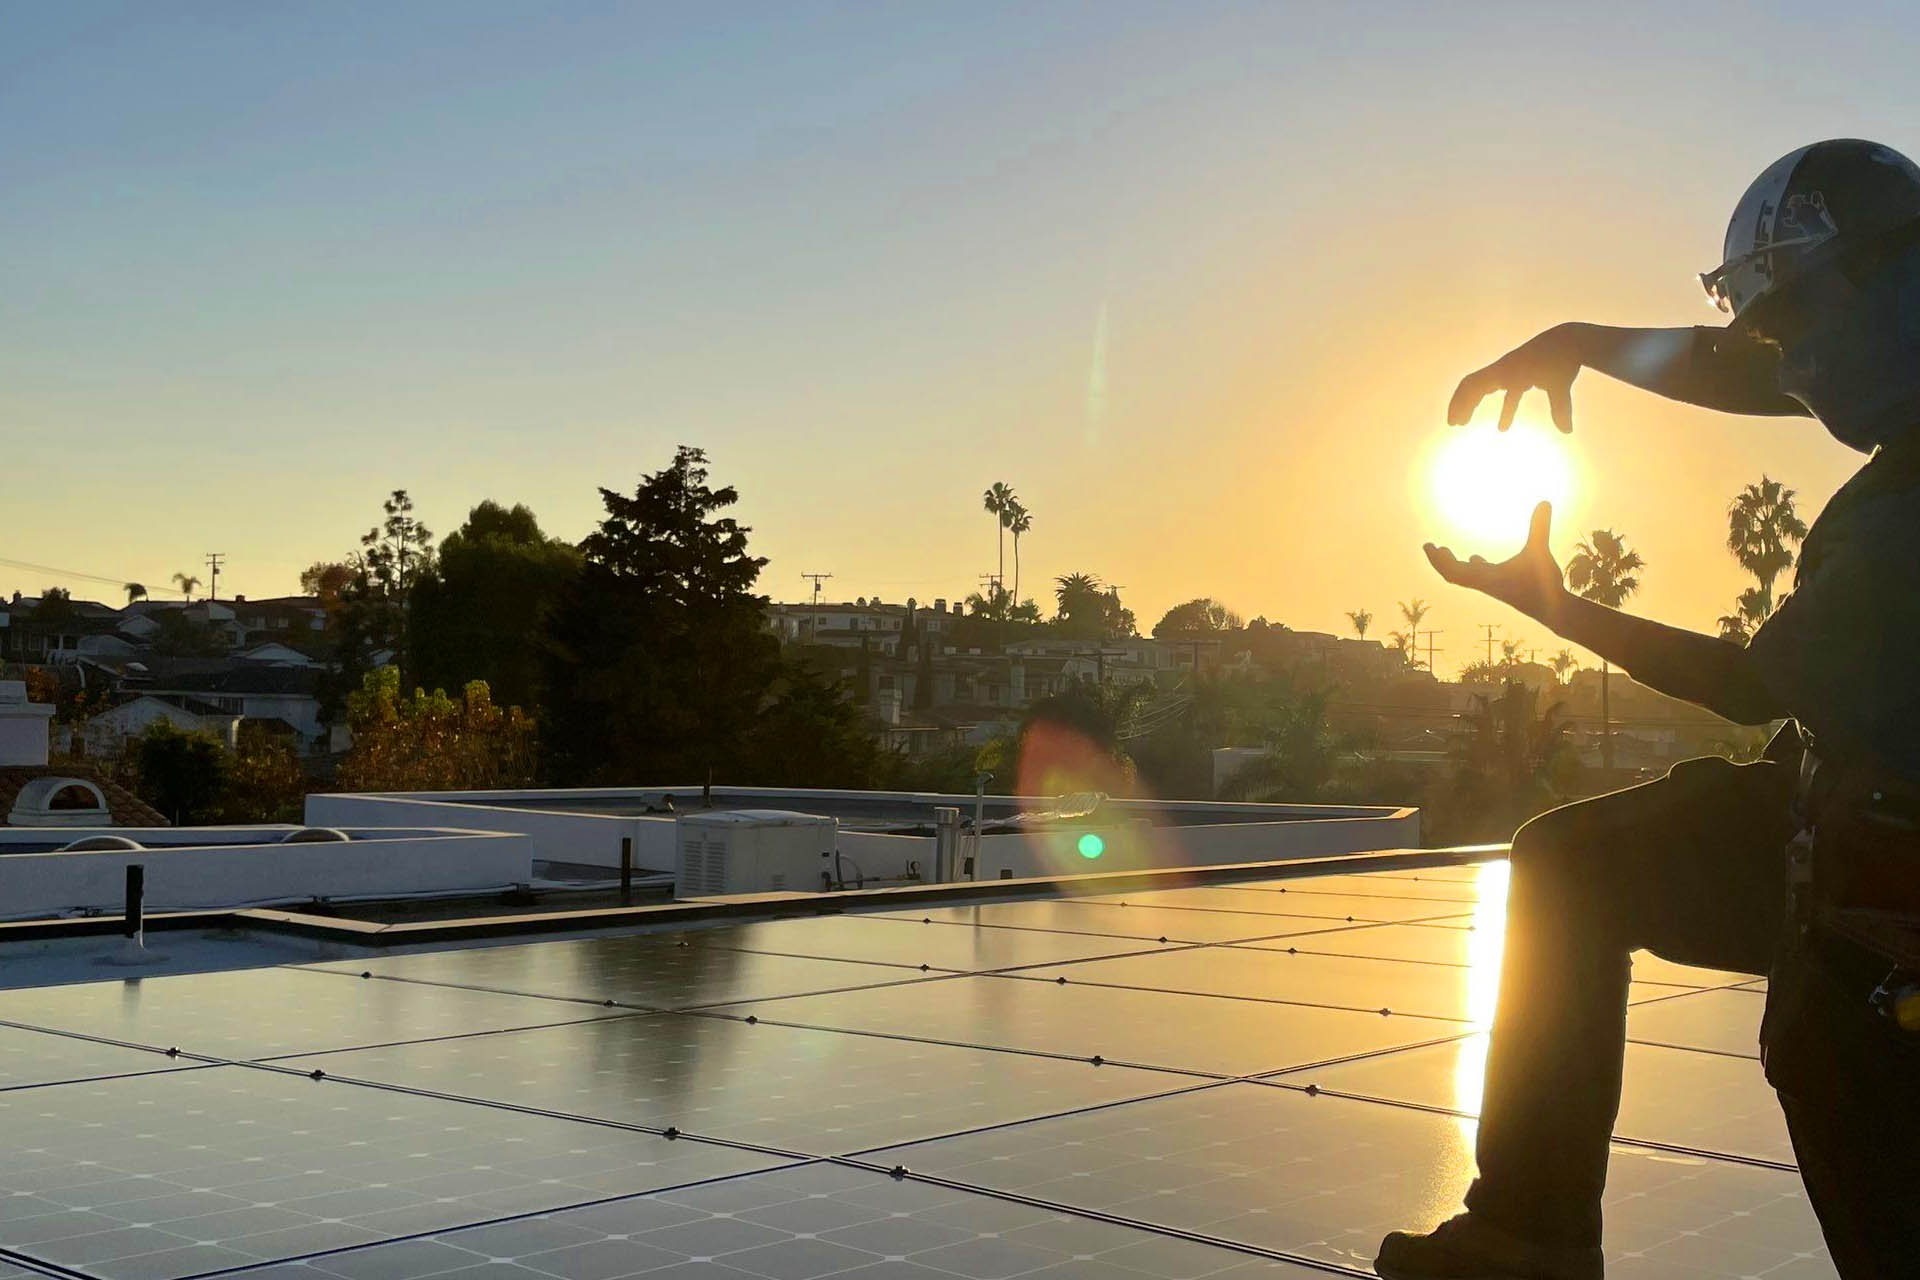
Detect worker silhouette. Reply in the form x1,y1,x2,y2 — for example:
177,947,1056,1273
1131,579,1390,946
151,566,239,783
1377,139,1920,1280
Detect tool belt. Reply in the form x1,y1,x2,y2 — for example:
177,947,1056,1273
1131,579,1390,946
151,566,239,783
1790,745,1920,975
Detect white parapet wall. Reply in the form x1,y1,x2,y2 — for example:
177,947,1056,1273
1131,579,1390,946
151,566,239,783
311,786,1419,885
308,792,675,871
0,827,534,921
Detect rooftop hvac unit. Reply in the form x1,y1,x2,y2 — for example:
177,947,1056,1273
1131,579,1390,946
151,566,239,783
674,810,837,897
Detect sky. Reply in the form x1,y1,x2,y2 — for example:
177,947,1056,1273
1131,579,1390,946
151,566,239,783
6,1,1917,676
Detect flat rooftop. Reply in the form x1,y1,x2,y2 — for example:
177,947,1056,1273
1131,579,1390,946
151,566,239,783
0,857,1831,1279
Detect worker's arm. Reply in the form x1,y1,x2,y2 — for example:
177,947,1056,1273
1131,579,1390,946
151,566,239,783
1449,322,1812,432
1424,503,1788,725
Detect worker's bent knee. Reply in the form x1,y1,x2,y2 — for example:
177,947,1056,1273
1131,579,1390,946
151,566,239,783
1508,799,1610,886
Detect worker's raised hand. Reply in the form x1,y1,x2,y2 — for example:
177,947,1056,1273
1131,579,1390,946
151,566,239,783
1448,323,1581,433
1424,502,1567,623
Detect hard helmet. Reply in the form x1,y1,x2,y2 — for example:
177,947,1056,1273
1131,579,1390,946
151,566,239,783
1700,139,1920,318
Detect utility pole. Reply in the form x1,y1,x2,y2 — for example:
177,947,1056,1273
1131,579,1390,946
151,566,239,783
800,571,832,643
1478,623,1499,667
1423,631,1443,677
204,553,225,602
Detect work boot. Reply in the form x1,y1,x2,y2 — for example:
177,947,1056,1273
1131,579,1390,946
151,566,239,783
1374,1213,1603,1280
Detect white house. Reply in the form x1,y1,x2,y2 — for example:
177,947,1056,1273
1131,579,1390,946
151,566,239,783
81,695,243,757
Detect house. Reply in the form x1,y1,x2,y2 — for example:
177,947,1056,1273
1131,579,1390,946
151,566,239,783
126,660,329,750
0,595,132,663
0,681,166,827
79,694,244,758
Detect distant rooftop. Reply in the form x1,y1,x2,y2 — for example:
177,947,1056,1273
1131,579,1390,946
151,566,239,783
0,852,1829,1279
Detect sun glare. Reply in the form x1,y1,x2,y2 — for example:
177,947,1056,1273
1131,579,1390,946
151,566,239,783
1426,424,1574,552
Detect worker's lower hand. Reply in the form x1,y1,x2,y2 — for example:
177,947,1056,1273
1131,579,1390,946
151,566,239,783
1449,323,1582,433
1424,502,1568,622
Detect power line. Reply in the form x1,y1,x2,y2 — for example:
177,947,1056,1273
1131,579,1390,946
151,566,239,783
0,555,178,596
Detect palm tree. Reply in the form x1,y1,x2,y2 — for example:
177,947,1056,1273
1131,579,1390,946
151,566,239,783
982,482,1017,591
1055,571,1101,614
1346,608,1372,639
1717,586,1773,645
1726,476,1808,618
123,582,147,605
1567,528,1645,770
1006,502,1032,604
1388,629,1414,664
1398,599,1430,668
1549,649,1576,685
172,572,201,601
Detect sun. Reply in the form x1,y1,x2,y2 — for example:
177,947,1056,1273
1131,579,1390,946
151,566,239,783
1426,423,1575,551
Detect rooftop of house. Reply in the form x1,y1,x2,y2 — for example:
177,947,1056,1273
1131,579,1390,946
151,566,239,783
0,851,1823,1279
0,763,168,827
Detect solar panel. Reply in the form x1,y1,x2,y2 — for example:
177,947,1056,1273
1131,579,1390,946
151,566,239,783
0,860,1834,1279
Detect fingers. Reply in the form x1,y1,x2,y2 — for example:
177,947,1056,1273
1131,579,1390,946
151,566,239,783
1497,387,1521,432
1424,543,1487,590
1423,542,1463,583
1546,379,1574,434
1527,501,1553,551
1447,368,1494,426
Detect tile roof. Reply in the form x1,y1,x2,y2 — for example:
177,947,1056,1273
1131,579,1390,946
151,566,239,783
0,764,168,827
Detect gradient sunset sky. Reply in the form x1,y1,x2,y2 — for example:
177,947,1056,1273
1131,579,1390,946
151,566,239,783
6,3,1915,674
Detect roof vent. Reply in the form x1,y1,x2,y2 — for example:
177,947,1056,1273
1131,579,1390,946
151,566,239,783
9,777,109,827
281,827,351,844
57,835,145,852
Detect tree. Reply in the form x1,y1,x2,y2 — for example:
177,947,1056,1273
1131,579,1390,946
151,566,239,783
1398,599,1430,668
982,482,1017,592
1549,649,1577,684
411,501,582,713
172,572,201,600
1013,676,1153,796
544,446,778,784
1153,597,1241,639
35,587,76,626
131,721,229,824
301,561,354,610
219,723,308,822
1717,586,1773,646
1388,629,1414,663
321,489,437,710
124,582,147,605
1346,609,1372,640
1567,527,1644,770
1006,502,1032,604
1726,476,1808,619
738,657,883,788
337,668,538,792
1053,573,1134,641
1216,687,1346,802
1434,680,1576,843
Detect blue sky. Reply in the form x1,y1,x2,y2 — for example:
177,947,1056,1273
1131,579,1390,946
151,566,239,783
6,2,1918,660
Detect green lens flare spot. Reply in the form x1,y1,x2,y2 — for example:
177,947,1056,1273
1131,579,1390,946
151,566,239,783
1077,833,1105,860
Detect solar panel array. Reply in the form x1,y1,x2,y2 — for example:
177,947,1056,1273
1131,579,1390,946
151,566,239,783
0,863,1834,1279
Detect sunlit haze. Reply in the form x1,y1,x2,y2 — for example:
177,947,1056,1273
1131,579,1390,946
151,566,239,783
6,3,1909,673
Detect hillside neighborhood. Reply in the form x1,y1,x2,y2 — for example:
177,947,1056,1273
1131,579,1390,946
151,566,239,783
4,579,1746,783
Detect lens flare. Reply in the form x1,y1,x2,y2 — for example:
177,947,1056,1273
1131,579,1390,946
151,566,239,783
1014,720,1159,880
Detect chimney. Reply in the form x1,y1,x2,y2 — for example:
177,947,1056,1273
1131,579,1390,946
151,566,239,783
0,681,54,768
934,598,947,614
